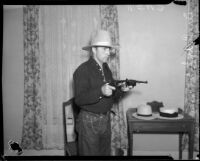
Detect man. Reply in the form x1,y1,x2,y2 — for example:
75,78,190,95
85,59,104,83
73,30,133,156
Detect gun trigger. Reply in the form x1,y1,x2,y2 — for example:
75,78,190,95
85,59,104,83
110,110,116,115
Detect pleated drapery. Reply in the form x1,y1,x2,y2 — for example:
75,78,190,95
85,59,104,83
21,5,127,154
22,5,100,150
100,5,128,155
21,5,43,150
182,0,199,152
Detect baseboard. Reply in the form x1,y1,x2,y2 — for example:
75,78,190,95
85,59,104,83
133,150,199,160
4,149,199,160
4,149,64,156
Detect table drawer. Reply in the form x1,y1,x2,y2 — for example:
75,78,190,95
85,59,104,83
129,122,192,133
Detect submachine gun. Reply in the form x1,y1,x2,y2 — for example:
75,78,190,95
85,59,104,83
109,78,148,90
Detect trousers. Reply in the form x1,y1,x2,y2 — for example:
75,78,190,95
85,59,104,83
76,110,111,156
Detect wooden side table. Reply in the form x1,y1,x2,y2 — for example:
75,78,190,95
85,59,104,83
126,108,195,160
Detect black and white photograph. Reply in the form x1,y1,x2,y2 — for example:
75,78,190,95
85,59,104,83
2,1,199,160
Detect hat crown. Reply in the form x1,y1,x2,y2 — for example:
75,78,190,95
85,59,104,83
91,30,112,46
82,29,118,51
137,105,152,115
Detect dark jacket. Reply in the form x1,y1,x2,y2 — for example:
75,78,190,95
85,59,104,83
73,57,123,114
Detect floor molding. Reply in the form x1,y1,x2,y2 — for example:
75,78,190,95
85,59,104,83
4,149,199,160
133,150,199,160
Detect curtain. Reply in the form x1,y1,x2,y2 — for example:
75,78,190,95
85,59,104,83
21,5,43,150
100,5,128,155
182,0,199,152
21,5,127,154
21,5,100,150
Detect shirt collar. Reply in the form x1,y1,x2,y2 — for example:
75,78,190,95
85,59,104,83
89,57,102,69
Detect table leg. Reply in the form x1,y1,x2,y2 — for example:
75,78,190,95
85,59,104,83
189,125,195,160
127,129,133,156
130,133,133,156
179,133,183,160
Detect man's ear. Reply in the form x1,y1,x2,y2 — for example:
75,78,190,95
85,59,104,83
92,47,96,54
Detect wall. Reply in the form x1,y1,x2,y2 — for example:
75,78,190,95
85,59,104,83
3,7,24,152
117,4,187,152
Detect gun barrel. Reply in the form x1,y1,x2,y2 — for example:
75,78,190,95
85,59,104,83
129,80,148,84
115,79,148,85
137,80,148,84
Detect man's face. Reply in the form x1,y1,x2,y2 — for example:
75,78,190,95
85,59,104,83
93,46,111,64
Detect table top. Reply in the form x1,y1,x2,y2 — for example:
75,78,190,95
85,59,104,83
126,108,194,122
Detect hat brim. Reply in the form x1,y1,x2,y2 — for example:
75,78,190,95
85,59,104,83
132,112,157,120
82,45,118,51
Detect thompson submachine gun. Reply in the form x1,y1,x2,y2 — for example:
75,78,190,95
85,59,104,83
109,78,148,90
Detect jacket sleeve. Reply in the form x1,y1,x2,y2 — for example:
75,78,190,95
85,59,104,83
73,67,103,106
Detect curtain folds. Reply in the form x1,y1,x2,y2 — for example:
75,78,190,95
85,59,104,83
183,0,199,152
22,5,127,154
100,5,128,155
22,5,100,150
39,5,100,150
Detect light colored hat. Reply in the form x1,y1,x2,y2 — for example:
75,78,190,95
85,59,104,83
132,104,157,120
82,30,116,50
137,104,152,116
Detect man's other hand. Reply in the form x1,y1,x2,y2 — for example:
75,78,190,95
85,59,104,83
101,83,116,96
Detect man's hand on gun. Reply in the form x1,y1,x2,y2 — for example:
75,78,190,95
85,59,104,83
119,82,134,92
101,83,116,97
101,81,134,97
101,79,147,97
